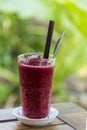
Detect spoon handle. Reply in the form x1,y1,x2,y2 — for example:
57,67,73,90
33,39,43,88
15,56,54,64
53,32,65,58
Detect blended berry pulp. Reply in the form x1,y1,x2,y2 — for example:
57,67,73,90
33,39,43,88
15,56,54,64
18,54,54,119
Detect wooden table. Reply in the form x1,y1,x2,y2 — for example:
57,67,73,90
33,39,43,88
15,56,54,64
0,102,87,130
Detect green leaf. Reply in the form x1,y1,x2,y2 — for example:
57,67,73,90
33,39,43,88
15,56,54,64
0,83,11,101
0,67,18,85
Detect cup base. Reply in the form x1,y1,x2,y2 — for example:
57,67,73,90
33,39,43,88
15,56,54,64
13,106,58,126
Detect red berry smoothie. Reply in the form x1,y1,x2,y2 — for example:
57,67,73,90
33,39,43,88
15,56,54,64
18,53,54,119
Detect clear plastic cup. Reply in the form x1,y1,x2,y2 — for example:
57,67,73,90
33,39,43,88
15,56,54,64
18,53,55,119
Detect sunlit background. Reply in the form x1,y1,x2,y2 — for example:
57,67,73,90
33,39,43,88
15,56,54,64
0,0,87,109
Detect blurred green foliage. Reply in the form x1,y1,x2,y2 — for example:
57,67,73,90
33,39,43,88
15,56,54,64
0,0,87,107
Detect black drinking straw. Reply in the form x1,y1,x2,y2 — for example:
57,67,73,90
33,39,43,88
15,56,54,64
43,20,55,59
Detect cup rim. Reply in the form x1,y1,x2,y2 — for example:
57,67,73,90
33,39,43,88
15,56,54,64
18,53,55,67
18,53,55,60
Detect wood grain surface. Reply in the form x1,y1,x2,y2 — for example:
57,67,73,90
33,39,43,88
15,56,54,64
0,102,87,130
